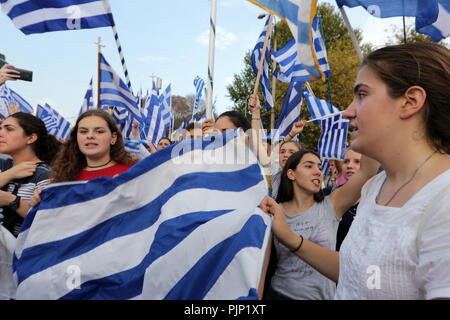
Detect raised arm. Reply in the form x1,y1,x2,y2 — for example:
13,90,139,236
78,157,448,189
330,154,380,219
260,196,340,283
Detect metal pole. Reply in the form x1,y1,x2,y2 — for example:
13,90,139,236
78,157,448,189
339,7,363,63
270,33,276,130
206,0,217,119
94,36,105,108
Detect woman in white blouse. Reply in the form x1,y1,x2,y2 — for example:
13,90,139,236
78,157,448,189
261,42,450,300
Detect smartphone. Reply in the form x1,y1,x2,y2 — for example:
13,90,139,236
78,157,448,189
10,67,33,82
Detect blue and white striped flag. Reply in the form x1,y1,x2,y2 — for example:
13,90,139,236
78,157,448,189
159,84,172,131
272,16,331,83
79,78,95,116
13,131,271,300
36,104,58,132
36,103,71,140
100,53,141,122
317,112,349,160
271,82,303,143
0,84,34,115
251,15,274,111
303,88,339,125
337,0,450,42
124,139,144,154
246,0,324,80
192,76,205,121
322,158,330,176
0,0,114,35
142,82,165,144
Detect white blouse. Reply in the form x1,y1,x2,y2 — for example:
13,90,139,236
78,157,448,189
336,170,450,300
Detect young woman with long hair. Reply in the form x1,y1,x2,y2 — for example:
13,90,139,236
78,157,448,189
261,42,450,300
0,112,60,236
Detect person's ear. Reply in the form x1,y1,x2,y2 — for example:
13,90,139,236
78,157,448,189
287,168,296,181
111,132,117,145
26,133,38,145
399,85,427,120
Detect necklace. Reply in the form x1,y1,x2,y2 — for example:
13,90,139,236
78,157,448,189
86,159,112,169
376,150,438,206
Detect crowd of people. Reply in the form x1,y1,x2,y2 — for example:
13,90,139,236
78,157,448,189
0,42,449,300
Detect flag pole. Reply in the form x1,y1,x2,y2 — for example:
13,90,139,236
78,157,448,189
94,37,105,109
253,15,273,96
104,0,133,92
338,6,363,63
206,0,217,120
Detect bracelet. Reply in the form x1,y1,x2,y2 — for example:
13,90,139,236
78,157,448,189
288,132,295,139
290,235,304,253
252,117,261,121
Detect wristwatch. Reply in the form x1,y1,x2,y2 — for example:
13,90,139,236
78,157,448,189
7,195,21,212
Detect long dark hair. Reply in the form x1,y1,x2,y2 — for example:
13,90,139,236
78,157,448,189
51,110,132,183
276,149,325,204
363,42,450,154
9,112,61,165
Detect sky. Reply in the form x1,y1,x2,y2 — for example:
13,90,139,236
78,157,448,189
1,0,447,124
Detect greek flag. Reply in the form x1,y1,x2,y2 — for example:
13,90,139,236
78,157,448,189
142,82,165,144
0,0,114,35
322,158,330,176
36,103,71,140
416,0,450,41
100,53,141,122
271,82,303,143
251,15,274,111
79,78,95,116
192,76,205,121
317,113,349,160
124,139,144,154
337,0,449,42
13,131,271,300
159,84,172,131
247,0,324,80
272,16,331,83
303,88,339,125
0,84,34,115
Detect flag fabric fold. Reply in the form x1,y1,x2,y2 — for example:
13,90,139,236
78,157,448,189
0,0,114,35
0,84,34,116
100,53,141,122
36,103,71,140
337,0,449,42
192,76,205,121
271,82,303,143
303,88,339,125
247,0,324,80
79,78,95,116
251,15,274,111
13,131,271,300
272,16,331,83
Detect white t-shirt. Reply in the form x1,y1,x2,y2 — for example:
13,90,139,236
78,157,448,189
336,169,450,300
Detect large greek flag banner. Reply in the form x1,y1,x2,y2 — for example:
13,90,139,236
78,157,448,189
317,113,349,160
0,0,114,35
13,131,271,300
